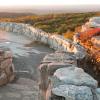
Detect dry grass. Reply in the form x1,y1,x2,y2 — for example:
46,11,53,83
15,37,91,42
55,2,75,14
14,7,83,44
64,31,75,40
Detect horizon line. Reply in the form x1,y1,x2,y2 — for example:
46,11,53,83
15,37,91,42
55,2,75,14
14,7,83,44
0,4,100,7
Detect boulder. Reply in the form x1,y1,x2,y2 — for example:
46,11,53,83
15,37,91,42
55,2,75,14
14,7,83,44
73,44,87,59
52,85,93,100
39,62,75,91
53,67,98,88
47,62,75,76
96,88,100,100
39,62,76,100
42,52,76,64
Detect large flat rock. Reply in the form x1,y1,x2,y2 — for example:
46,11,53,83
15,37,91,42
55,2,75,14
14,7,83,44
53,67,98,88
52,85,93,100
42,52,76,64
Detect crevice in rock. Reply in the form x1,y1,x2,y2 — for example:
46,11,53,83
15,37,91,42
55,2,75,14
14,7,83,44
51,93,65,100
77,54,100,87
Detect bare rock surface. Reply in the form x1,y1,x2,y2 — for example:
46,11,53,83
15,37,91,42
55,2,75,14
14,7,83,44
96,88,100,100
53,67,98,88
52,85,93,100
0,78,40,100
42,52,76,64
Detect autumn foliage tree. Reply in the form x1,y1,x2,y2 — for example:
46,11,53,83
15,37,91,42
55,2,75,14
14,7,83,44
79,28,100,42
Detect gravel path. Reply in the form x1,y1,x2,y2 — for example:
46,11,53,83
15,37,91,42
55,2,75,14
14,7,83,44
0,31,54,100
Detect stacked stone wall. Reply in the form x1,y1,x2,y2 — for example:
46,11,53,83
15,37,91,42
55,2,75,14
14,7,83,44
0,22,86,59
0,47,15,86
0,22,99,100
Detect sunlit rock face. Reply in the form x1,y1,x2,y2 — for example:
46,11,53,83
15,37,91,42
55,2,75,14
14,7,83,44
89,17,100,27
0,47,15,86
81,17,100,32
91,36,100,47
74,17,100,79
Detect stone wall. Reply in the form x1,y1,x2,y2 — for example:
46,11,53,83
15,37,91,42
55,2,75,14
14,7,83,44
0,22,99,100
0,22,86,60
39,51,100,100
0,47,15,86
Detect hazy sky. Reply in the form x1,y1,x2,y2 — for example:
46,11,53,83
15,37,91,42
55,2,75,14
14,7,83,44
0,0,100,6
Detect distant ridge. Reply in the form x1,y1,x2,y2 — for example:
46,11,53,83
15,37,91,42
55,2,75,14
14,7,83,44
0,12,35,18
0,5,100,14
